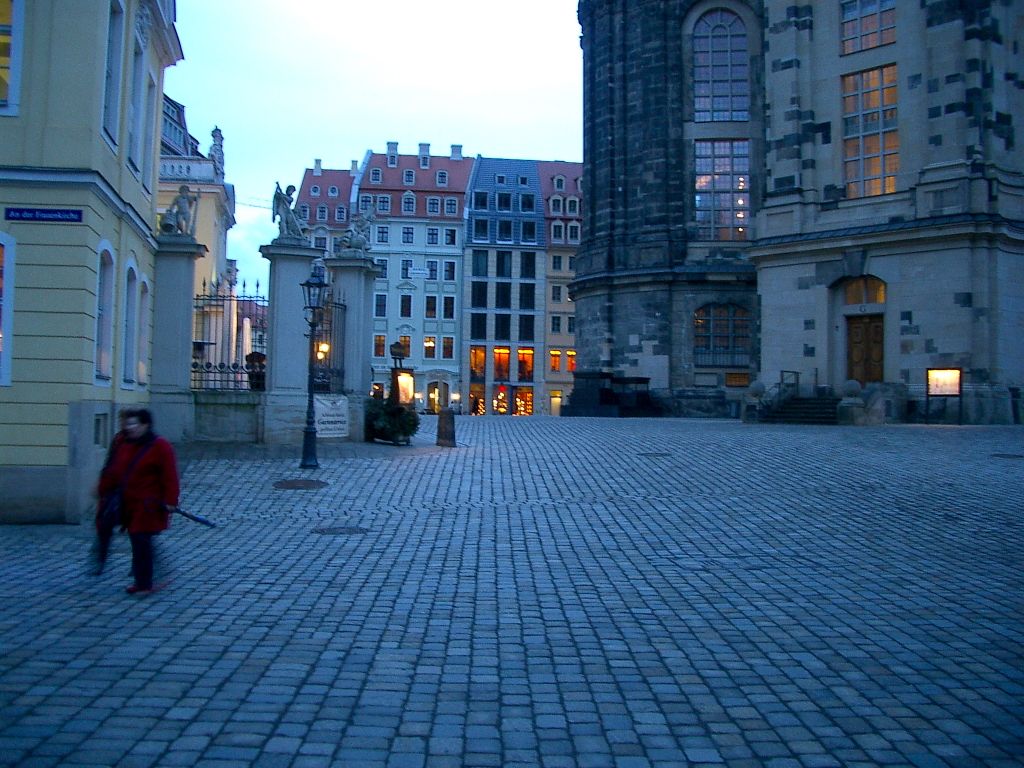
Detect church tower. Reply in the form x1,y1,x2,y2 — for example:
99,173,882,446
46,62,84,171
572,0,762,416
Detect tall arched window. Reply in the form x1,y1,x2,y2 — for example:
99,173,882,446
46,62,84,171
122,266,138,384
136,281,150,385
694,303,751,367
693,10,749,122
96,248,115,381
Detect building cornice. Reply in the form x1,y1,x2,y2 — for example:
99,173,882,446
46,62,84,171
0,166,157,248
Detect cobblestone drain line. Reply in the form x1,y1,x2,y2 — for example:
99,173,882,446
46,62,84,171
0,419,1021,767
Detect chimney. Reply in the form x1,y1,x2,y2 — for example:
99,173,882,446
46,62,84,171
313,158,322,176
450,144,463,160
387,141,399,168
350,160,359,175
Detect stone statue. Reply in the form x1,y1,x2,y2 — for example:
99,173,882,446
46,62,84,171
340,211,373,253
162,184,198,235
273,182,306,240
209,126,225,181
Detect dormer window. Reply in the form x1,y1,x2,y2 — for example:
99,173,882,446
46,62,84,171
567,198,579,215
370,168,382,183
554,176,565,191
387,153,398,167
310,185,320,197
519,175,529,186
404,169,415,185
419,154,430,169
551,197,563,214
495,174,506,185
437,170,448,186
328,186,339,197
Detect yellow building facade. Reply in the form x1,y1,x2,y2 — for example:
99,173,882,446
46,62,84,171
0,0,181,522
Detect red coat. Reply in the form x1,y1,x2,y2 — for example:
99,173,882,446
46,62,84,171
97,435,180,534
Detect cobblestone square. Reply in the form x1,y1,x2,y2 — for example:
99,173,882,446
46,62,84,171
1,417,1022,767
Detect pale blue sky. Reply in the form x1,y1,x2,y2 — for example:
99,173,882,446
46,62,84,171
164,0,584,289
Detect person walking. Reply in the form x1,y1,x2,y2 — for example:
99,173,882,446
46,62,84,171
96,408,180,595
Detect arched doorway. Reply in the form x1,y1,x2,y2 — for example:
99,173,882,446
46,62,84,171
426,380,449,413
840,276,886,385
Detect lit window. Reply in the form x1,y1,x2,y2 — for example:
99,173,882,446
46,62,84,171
843,275,886,304
693,140,750,241
566,350,576,372
374,335,386,357
518,349,534,381
493,348,510,379
843,64,899,198
841,0,896,54
549,350,561,372
693,9,750,122
423,336,436,358
693,304,752,367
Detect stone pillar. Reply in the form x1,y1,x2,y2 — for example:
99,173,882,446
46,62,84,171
328,249,378,441
150,234,206,442
259,239,324,443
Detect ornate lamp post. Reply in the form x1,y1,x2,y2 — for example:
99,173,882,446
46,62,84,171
300,258,328,468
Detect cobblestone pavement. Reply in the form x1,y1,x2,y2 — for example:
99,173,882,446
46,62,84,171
1,417,1022,768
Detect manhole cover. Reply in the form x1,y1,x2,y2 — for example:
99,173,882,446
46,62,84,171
313,526,369,535
274,479,328,490
992,454,1024,460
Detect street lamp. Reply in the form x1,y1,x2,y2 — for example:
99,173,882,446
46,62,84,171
300,258,328,468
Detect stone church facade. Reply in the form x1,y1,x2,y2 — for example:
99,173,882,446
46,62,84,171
573,0,1023,422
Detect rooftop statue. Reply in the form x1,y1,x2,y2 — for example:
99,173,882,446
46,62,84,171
162,184,198,235
340,211,373,254
273,182,306,241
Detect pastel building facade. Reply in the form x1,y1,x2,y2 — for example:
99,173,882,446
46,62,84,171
538,161,582,415
0,0,182,521
296,144,473,412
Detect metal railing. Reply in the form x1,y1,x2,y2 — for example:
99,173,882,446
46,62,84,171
191,285,268,391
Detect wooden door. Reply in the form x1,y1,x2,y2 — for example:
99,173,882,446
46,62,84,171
847,315,884,384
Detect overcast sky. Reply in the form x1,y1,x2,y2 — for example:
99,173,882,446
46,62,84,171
163,0,584,290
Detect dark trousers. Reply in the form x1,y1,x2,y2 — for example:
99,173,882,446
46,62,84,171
129,533,154,589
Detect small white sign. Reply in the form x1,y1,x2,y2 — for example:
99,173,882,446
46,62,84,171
409,267,430,278
315,394,349,438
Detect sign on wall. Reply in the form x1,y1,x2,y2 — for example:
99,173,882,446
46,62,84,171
5,208,83,223
315,394,349,438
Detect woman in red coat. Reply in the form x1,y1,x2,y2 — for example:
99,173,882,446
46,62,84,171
97,408,179,595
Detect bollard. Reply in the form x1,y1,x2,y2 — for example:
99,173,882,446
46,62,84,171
436,407,456,447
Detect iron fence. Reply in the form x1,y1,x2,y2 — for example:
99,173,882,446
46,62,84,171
313,301,346,393
191,285,268,390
